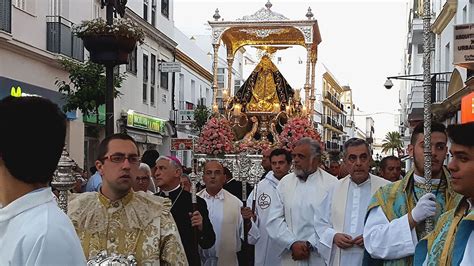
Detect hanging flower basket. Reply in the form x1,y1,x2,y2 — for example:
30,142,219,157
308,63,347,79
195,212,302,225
74,18,145,66
82,35,136,65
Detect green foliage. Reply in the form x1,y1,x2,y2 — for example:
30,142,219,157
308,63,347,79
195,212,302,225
192,104,210,133
381,131,404,156
55,58,125,122
74,18,145,44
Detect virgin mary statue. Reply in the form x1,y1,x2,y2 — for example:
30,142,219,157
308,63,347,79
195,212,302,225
232,55,294,112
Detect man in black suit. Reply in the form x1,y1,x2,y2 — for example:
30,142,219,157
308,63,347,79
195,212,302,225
223,166,253,201
154,156,215,266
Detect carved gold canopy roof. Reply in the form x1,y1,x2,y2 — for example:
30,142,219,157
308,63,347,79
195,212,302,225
209,1,321,58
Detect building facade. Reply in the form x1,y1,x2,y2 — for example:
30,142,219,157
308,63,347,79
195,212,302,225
400,0,474,168
321,70,347,154
0,0,95,167
0,0,221,170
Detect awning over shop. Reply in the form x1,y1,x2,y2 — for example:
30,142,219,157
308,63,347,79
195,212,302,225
127,128,163,145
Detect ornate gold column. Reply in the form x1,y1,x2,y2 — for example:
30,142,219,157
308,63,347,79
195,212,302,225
212,43,220,112
310,49,317,121
304,44,312,110
227,56,234,95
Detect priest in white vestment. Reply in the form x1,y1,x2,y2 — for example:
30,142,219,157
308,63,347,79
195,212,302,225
315,138,390,266
247,148,292,266
267,138,337,265
198,160,259,266
0,96,86,266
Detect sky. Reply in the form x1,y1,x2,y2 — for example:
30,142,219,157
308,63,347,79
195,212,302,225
173,0,409,140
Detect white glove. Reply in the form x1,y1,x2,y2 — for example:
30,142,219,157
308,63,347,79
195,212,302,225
411,193,437,223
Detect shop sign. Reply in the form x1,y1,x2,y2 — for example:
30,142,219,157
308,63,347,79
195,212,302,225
127,110,166,134
177,109,195,125
454,23,474,69
170,138,194,151
159,62,181,72
461,91,474,123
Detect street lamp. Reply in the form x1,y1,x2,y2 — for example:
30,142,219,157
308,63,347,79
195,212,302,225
383,72,451,89
384,79,394,90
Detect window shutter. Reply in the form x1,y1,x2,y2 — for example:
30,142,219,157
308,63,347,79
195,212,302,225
0,0,12,33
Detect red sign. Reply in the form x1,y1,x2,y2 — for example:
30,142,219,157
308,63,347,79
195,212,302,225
461,92,474,123
171,138,194,151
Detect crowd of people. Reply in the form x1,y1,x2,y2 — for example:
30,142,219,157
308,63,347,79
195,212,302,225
0,96,473,266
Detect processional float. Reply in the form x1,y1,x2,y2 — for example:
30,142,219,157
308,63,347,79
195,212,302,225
190,0,322,246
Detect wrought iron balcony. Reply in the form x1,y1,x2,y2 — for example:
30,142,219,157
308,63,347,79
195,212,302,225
46,16,83,61
324,92,344,112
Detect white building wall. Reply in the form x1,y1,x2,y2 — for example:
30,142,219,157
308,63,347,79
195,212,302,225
1,0,94,167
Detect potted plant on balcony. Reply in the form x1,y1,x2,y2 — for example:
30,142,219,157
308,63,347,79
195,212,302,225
74,18,144,65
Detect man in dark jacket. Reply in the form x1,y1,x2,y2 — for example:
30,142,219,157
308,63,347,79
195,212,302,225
154,156,215,265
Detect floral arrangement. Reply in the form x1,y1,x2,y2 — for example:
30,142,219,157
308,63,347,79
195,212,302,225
237,139,276,154
73,18,145,44
279,117,324,151
195,116,236,155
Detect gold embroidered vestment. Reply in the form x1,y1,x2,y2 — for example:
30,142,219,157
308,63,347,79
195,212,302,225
68,191,188,265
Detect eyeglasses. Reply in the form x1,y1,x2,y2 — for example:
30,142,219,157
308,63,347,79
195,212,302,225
136,176,150,182
101,154,140,165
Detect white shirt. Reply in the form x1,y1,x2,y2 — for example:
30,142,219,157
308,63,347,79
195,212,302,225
0,187,86,266
266,169,337,265
363,174,440,260
199,189,259,266
247,171,284,266
315,178,372,266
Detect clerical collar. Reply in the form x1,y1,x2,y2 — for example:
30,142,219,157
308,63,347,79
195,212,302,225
413,173,441,185
161,184,181,196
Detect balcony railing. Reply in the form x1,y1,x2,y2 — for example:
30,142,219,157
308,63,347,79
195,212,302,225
46,16,83,61
431,72,451,103
325,92,344,112
0,0,11,33
325,116,344,132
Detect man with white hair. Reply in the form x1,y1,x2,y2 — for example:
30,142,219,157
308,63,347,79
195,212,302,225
154,155,215,266
267,137,338,265
132,163,155,194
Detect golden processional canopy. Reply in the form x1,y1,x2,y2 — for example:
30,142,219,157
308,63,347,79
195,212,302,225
206,1,322,144
209,1,321,58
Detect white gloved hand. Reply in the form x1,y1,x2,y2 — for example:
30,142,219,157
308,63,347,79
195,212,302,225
411,193,437,223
